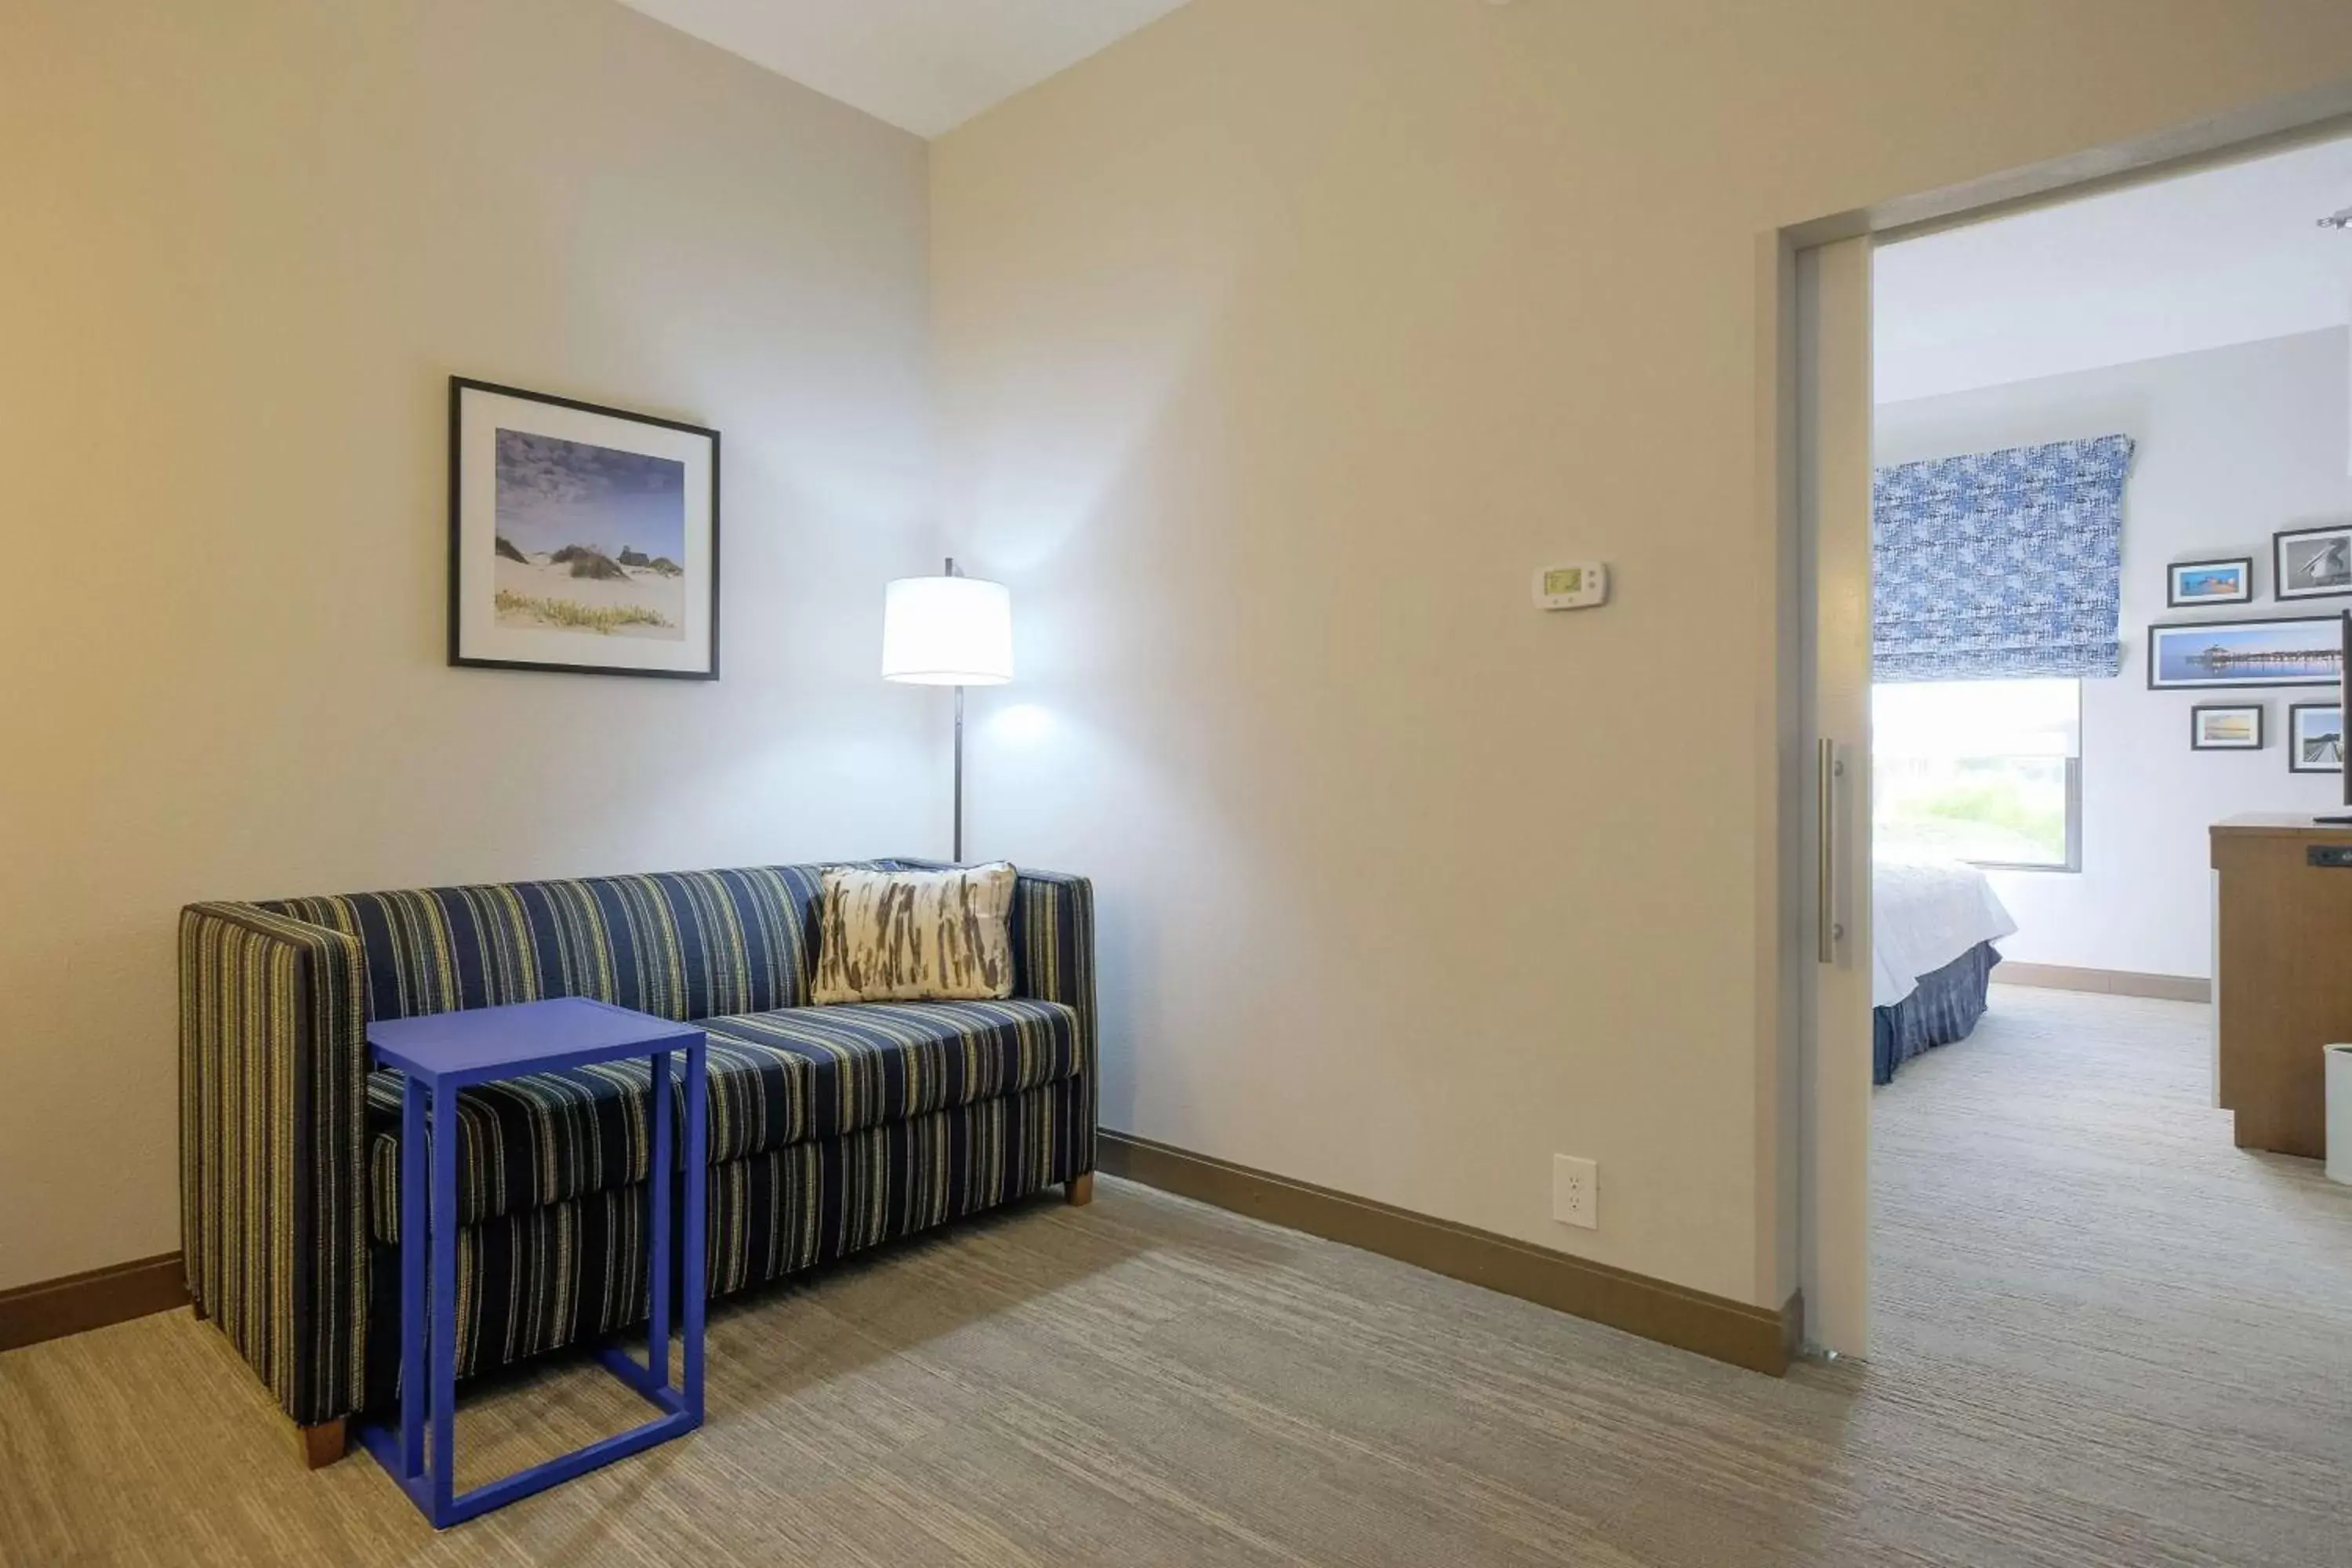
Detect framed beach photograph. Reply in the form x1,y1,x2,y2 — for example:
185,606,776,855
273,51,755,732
2145,615,2343,690
449,377,720,679
2271,523,2352,602
2289,702,2344,774
2165,557,2252,608
2190,704,2264,750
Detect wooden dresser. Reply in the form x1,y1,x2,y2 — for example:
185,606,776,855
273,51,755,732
2210,814,2352,1158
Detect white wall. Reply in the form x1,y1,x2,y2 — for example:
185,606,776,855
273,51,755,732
933,0,2352,1308
0,0,942,1290
1876,329,2352,979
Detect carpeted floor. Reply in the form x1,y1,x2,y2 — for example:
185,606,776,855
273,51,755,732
5,985,2349,1566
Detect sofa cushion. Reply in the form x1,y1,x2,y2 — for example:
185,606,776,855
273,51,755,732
365,997,1081,1242
268,865,828,1027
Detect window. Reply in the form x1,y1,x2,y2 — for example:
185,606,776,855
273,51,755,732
1873,677,2081,871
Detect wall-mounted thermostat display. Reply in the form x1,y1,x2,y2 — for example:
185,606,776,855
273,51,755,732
1533,561,1610,611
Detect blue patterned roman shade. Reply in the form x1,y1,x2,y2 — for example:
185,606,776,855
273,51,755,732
1872,434,2135,682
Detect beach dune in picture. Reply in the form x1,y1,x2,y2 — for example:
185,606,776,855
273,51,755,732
2148,615,2344,689
493,430,685,641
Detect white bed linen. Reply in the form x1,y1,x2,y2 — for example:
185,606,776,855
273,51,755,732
1872,857,2019,1009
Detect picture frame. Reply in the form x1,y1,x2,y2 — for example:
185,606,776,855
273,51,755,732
2190,704,2264,751
2288,702,2344,774
2271,523,2352,602
449,376,720,680
2145,615,2343,690
2165,556,2252,608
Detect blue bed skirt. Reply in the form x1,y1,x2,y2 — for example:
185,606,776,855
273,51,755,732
1873,942,2001,1086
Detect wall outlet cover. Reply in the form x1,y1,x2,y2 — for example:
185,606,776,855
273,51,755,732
1552,1153,1598,1229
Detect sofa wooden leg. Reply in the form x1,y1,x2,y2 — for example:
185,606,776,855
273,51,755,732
298,1417,347,1470
1064,1173,1094,1207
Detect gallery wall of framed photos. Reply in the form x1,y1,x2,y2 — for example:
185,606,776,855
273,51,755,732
2157,522,2349,775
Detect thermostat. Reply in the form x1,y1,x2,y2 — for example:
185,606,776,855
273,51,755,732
1533,561,1610,610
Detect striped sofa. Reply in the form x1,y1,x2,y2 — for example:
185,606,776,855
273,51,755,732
178,861,1095,1465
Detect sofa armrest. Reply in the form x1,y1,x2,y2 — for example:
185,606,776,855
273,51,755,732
1008,870,1097,1168
180,901,368,1426
1007,869,1094,1029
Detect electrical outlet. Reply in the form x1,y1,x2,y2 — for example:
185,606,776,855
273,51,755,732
1552,1154,1598,1229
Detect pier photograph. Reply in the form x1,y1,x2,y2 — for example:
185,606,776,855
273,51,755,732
2148,614,2344,689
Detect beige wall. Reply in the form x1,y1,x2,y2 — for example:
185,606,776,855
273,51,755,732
0,1,941,1290
931,0,2352,1305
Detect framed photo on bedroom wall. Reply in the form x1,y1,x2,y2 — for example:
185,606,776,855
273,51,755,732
2288,702,2344,773
2272,523,2352,603
2166,557,2252,608
448,377,721,680
2190,704,2264,750
2145,615,2343,689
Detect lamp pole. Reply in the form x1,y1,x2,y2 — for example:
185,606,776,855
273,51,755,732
946,555,964,863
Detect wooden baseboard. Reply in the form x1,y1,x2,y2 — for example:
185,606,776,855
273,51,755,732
1993,961,2210,1004
0,1253,188,1354
1098,1131,1801,1376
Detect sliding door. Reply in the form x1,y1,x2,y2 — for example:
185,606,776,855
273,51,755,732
1797,235,1875,1359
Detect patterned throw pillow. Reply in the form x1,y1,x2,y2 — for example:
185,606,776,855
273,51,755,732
811,862,1018,1004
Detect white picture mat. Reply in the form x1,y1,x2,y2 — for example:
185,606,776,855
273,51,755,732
455,387,715,674
2191,706,2262,747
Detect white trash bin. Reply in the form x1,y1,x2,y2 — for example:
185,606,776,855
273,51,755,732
2329,1044,2352,1186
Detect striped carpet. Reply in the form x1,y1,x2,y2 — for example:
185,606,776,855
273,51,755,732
5,985,2349,1565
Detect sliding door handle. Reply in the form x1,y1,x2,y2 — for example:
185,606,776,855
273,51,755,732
1817,738,1844,964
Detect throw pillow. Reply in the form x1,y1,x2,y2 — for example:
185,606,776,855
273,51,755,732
811,862,1018,1004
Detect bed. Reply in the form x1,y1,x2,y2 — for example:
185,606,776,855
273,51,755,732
1872,858,2019,1084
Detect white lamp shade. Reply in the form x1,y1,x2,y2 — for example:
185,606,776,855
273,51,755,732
881,575,1014,685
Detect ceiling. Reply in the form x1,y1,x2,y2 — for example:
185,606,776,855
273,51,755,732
618,0,1193,139
1875,135,2352,405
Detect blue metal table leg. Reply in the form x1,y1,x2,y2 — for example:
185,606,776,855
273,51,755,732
648,1049,672,1392
400,1076,426,1480
430,1081,459,1526
684,1039,706,1423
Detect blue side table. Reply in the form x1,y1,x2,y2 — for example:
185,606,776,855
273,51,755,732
356,996,707,1529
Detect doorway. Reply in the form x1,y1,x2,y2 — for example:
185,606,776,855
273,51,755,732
1787,102,2352,1359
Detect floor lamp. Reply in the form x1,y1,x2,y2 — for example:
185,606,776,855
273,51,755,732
882,559,1014,862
